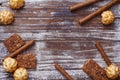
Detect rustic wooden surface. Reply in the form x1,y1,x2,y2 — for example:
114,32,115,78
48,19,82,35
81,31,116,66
0,0,120,80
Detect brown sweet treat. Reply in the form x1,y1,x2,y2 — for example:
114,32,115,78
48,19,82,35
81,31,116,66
16,53,36,69
82,59,109,80
4,34,25,53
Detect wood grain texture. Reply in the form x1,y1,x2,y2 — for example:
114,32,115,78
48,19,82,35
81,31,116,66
0,0,120,80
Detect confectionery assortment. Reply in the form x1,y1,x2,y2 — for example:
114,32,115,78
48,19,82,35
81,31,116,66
70,0,120,79
95,41,120,80
1,0,120,80
70,0,118,25
2,34,35,80
0,0,24,25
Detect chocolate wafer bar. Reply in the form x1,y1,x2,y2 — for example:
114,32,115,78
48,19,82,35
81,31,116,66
4,34,25,53
16,53,36,69
82,59,109,80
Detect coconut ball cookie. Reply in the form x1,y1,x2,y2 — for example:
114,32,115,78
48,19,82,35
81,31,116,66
106,64,120,79
101,10,115,25
2,57,17,72
9,0,25,9
14,67,28,80
0,10,14,25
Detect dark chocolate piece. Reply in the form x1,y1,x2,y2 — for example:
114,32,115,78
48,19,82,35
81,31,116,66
4,34,25,53
7,40,35,58
82,59,109,80
16,53,36,69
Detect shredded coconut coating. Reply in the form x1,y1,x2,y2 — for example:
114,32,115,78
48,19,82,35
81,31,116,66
3,57,17,72
106,64,120,79
0,10,14,25
10,0,24,9
14,67,28,80
101,10,115,25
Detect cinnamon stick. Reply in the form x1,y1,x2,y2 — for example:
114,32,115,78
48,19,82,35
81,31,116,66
70,0,99,11
79,0,118,24
54,63,74,80
95,41,112,66
7,40,35,58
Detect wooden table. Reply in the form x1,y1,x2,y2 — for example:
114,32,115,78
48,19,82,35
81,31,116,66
0,0,120,80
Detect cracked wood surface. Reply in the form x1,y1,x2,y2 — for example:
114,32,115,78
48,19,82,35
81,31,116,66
0,0,120,80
